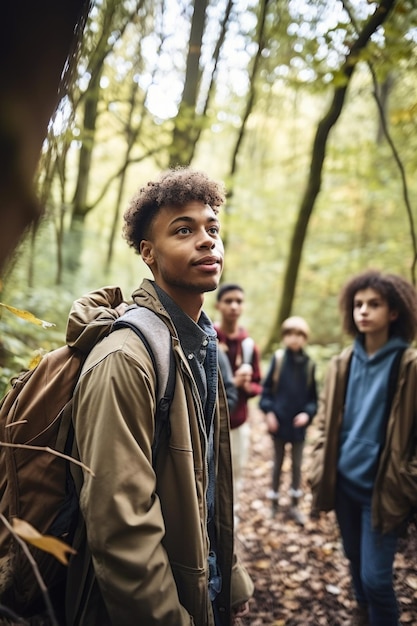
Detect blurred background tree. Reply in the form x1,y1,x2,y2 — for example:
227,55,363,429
1,0,417,388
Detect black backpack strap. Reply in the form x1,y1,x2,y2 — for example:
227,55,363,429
112,306,176,463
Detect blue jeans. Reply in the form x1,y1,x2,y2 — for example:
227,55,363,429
335,481,399,626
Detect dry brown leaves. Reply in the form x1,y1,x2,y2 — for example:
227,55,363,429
234,408,417,626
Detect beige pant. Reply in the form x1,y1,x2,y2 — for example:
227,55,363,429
230,422,250,504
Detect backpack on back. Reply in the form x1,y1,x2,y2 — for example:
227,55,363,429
0,295,175,618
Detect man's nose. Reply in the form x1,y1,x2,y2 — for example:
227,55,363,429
198,232,216,248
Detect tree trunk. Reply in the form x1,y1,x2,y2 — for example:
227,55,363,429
169,0,208,167
64,68,102,272
105,79,141,273
71,67,102,225
265,0,396,353
228,0,269,181
187,0,234,163
0,0,90,273
65,0,139,274
221,0,269,267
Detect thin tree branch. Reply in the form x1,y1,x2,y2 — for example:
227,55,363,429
88,146,165,210
229,0,270,181
343,0,417,284
0,442,95,477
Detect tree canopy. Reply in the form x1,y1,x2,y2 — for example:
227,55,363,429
2,0,417,371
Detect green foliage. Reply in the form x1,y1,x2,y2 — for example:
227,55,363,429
2,0,417,387
0,284,80,396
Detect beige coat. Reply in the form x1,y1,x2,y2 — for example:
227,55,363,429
65,280,253,626
309,345,417,534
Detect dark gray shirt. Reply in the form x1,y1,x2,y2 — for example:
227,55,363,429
154,285,222,608
155,284,218,426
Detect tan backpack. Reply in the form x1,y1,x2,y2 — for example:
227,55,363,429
0,293,175,621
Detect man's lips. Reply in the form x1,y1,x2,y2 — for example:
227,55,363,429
193,256,221,267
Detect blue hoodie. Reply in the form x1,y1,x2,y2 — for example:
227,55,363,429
338,336,408,499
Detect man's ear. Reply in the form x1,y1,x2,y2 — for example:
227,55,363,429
140,240,154,267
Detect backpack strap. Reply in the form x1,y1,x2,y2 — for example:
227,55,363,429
272,348,285,394
241,336,255,365
112,306,176,462
272,348,315,394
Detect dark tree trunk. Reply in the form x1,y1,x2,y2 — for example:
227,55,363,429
0,0,90,272
265,0,396,353
169,0,208,167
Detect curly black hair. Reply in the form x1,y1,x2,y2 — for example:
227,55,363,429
339,269,417,342
123,167,226,254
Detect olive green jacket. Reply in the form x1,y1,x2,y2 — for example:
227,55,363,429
65,280,253,626
309,345,417,534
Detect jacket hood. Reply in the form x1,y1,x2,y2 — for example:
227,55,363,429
353,335,409,364
66,280,175,355
66,285,125,353
131,279,165,311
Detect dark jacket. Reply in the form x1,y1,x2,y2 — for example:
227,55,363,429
65,280,253,626
218,349,238,414
259,348,317,442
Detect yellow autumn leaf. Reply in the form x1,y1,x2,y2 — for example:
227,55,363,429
27,351,45,370
12,518,76,565
0,303,55,329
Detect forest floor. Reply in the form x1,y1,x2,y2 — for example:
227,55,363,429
234,406,417,626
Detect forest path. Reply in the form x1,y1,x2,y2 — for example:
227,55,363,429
234,407,417,626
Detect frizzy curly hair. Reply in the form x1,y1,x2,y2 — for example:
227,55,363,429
123,167,226,254
339,269,417,342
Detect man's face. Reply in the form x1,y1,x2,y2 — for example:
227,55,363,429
216,289,244,324
140,201,224,299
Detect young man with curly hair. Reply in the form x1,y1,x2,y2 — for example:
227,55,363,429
310,269,417,626
65,168,253,626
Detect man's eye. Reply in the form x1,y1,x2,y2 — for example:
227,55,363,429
177,227,191,235
208,226,220,235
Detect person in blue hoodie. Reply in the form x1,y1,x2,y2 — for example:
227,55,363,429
309,269,417,626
